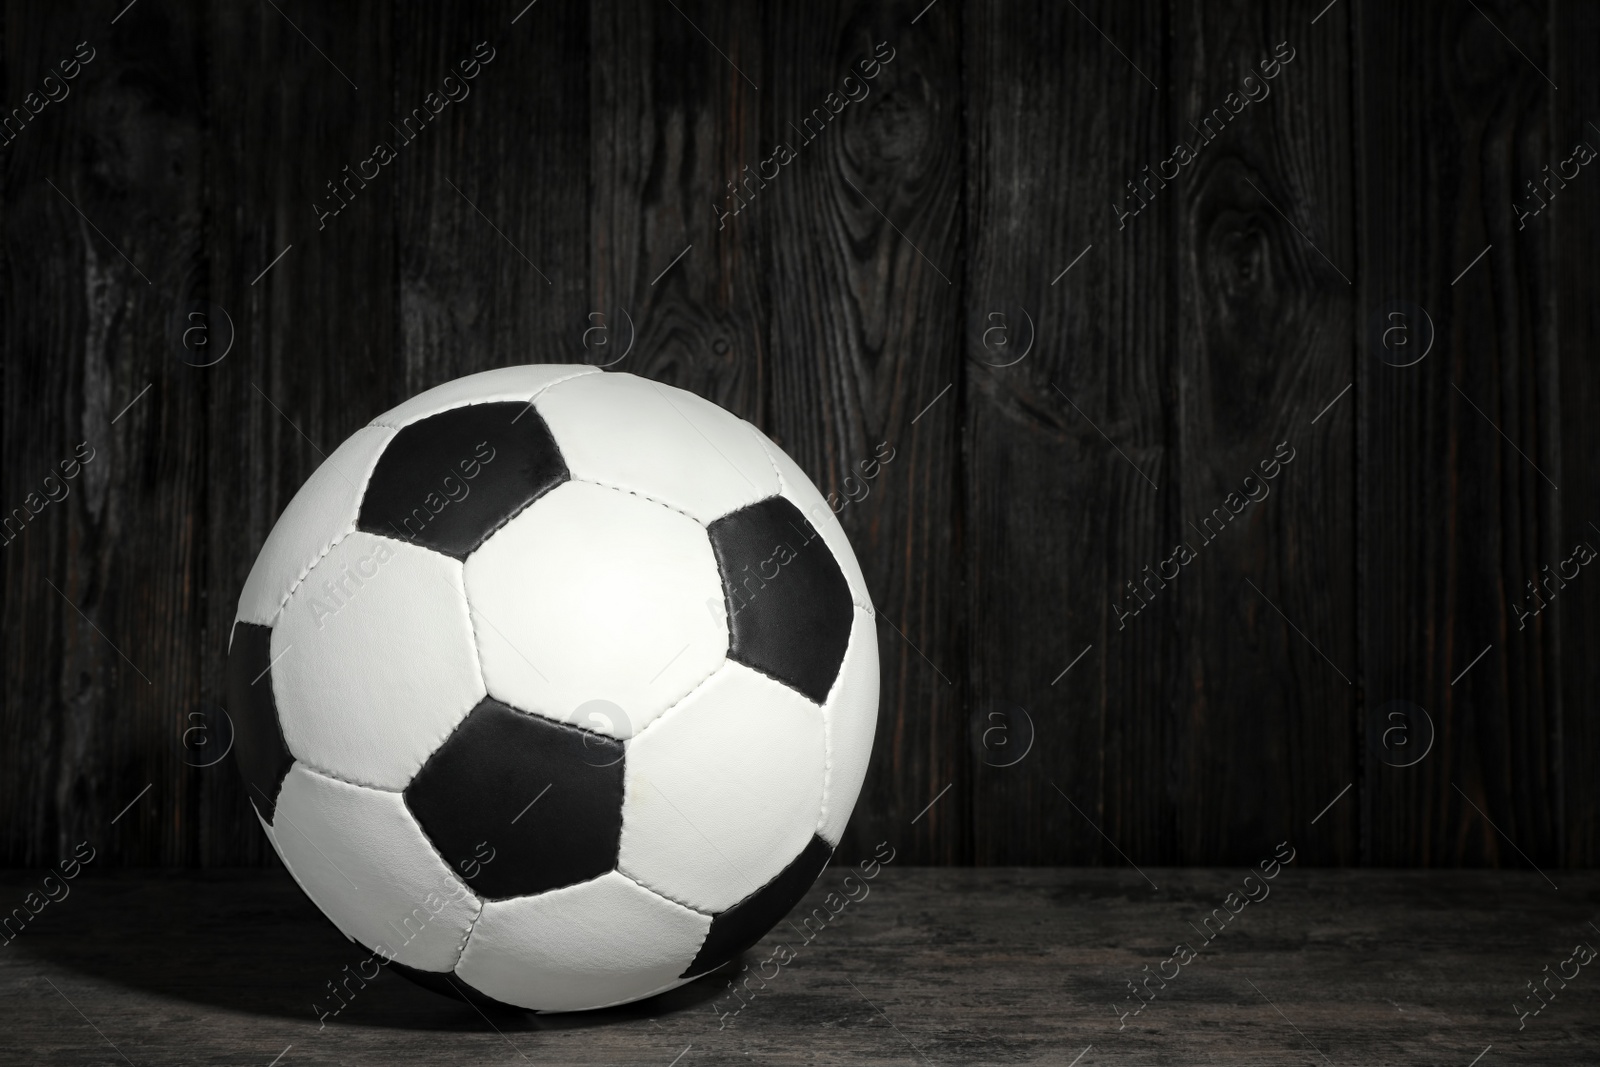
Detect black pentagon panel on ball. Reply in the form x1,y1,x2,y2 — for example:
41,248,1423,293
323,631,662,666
405,698,626,899
681,834,834,978
358,401,568,559
707,496,854,703
224,622,296,822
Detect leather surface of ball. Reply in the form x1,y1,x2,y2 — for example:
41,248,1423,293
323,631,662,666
225,365,879,1012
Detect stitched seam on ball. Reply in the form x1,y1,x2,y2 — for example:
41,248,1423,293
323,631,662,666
817,685,835,839
450,896,485,970
624,655,729,745
570,477,706,527
817,605,866,839
265,522,357,629
537,366,606,396
293,755,405,793
367,395,520,431
750,428,876,618
708,653,838,830
748,423,786,488
725,654,838,707
451,571,491,717
261,431,393,628
411,803,477,892
611,869,715,919
381,773,488,963
366,367,599,430
614,864,717,918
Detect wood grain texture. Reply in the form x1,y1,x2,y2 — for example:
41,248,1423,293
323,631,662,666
591,0,767,417
1551,0,1600,867
760,1,967,863
0,0,1590,870
1356,0,1563,868
3,867,1597,1064
394,1,591,393
1,1,208,866
1169,4,1357,862
962,0,1176,868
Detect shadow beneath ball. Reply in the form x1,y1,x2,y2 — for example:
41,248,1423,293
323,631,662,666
7,867,729,1030
383,954,734,1032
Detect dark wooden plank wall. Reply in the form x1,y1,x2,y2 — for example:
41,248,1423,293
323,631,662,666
1554,0,1600,868
1,0,1591,868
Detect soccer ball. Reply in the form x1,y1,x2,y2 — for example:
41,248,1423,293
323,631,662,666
225,365,879,1012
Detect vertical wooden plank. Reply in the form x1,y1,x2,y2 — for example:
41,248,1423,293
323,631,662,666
964,0,1174,865
0,1,208,865
1168,3,1357,861
0,1,95,866
761,1,965,863
1357,0,1561,866
207,0,394,863
591,0,766,419
394,1,589,392
1552,0,1600,866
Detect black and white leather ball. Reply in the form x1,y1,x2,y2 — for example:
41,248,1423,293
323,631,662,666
225,365,878,1012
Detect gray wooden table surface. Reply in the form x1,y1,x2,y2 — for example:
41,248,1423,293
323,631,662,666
2,866,1595,1065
